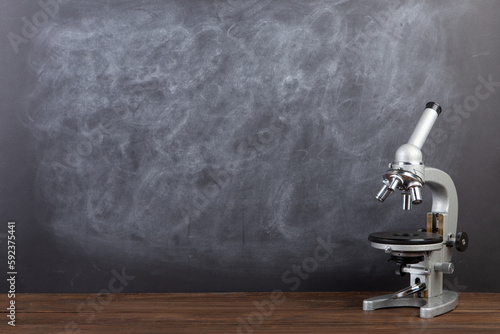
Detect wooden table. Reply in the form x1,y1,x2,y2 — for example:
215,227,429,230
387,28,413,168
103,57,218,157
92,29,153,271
1,292,499,333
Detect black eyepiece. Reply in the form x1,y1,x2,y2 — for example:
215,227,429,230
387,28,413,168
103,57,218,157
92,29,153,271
426,102,442,115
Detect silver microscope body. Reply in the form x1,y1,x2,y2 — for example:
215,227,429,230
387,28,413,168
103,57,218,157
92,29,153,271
363,102,468,318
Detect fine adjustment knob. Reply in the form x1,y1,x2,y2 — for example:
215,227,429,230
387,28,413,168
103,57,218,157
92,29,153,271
455,232,469,252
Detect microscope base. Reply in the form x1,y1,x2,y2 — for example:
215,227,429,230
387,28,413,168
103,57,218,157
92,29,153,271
363,290,458,318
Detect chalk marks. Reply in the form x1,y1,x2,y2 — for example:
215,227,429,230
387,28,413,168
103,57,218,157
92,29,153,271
21,0,473,271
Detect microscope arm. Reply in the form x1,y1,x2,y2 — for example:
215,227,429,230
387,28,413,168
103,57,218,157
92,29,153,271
424,166,458,262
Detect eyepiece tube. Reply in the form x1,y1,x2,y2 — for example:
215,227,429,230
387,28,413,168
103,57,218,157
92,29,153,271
406,102,441,150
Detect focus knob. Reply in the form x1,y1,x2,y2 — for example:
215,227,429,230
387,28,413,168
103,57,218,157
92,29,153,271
455,232,469,252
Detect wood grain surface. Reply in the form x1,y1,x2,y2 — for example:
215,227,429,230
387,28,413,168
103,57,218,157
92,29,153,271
1,292,499,333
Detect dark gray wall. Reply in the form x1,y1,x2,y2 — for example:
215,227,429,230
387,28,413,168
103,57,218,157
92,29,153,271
1,0,499,293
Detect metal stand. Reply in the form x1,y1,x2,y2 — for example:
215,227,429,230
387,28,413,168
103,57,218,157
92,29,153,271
363,290,458,319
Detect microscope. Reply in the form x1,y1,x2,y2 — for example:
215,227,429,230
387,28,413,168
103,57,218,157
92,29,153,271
363,102,468,318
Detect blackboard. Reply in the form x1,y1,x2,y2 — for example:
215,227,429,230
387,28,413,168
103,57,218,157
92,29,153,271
1,0,500,293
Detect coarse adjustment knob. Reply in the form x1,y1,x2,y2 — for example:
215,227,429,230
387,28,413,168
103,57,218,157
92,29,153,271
455,232,469,252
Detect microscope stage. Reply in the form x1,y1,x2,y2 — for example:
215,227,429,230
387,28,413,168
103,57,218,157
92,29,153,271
368,231,443,245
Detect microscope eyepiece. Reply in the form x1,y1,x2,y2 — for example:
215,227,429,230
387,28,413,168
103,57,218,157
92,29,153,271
425,102,442,115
